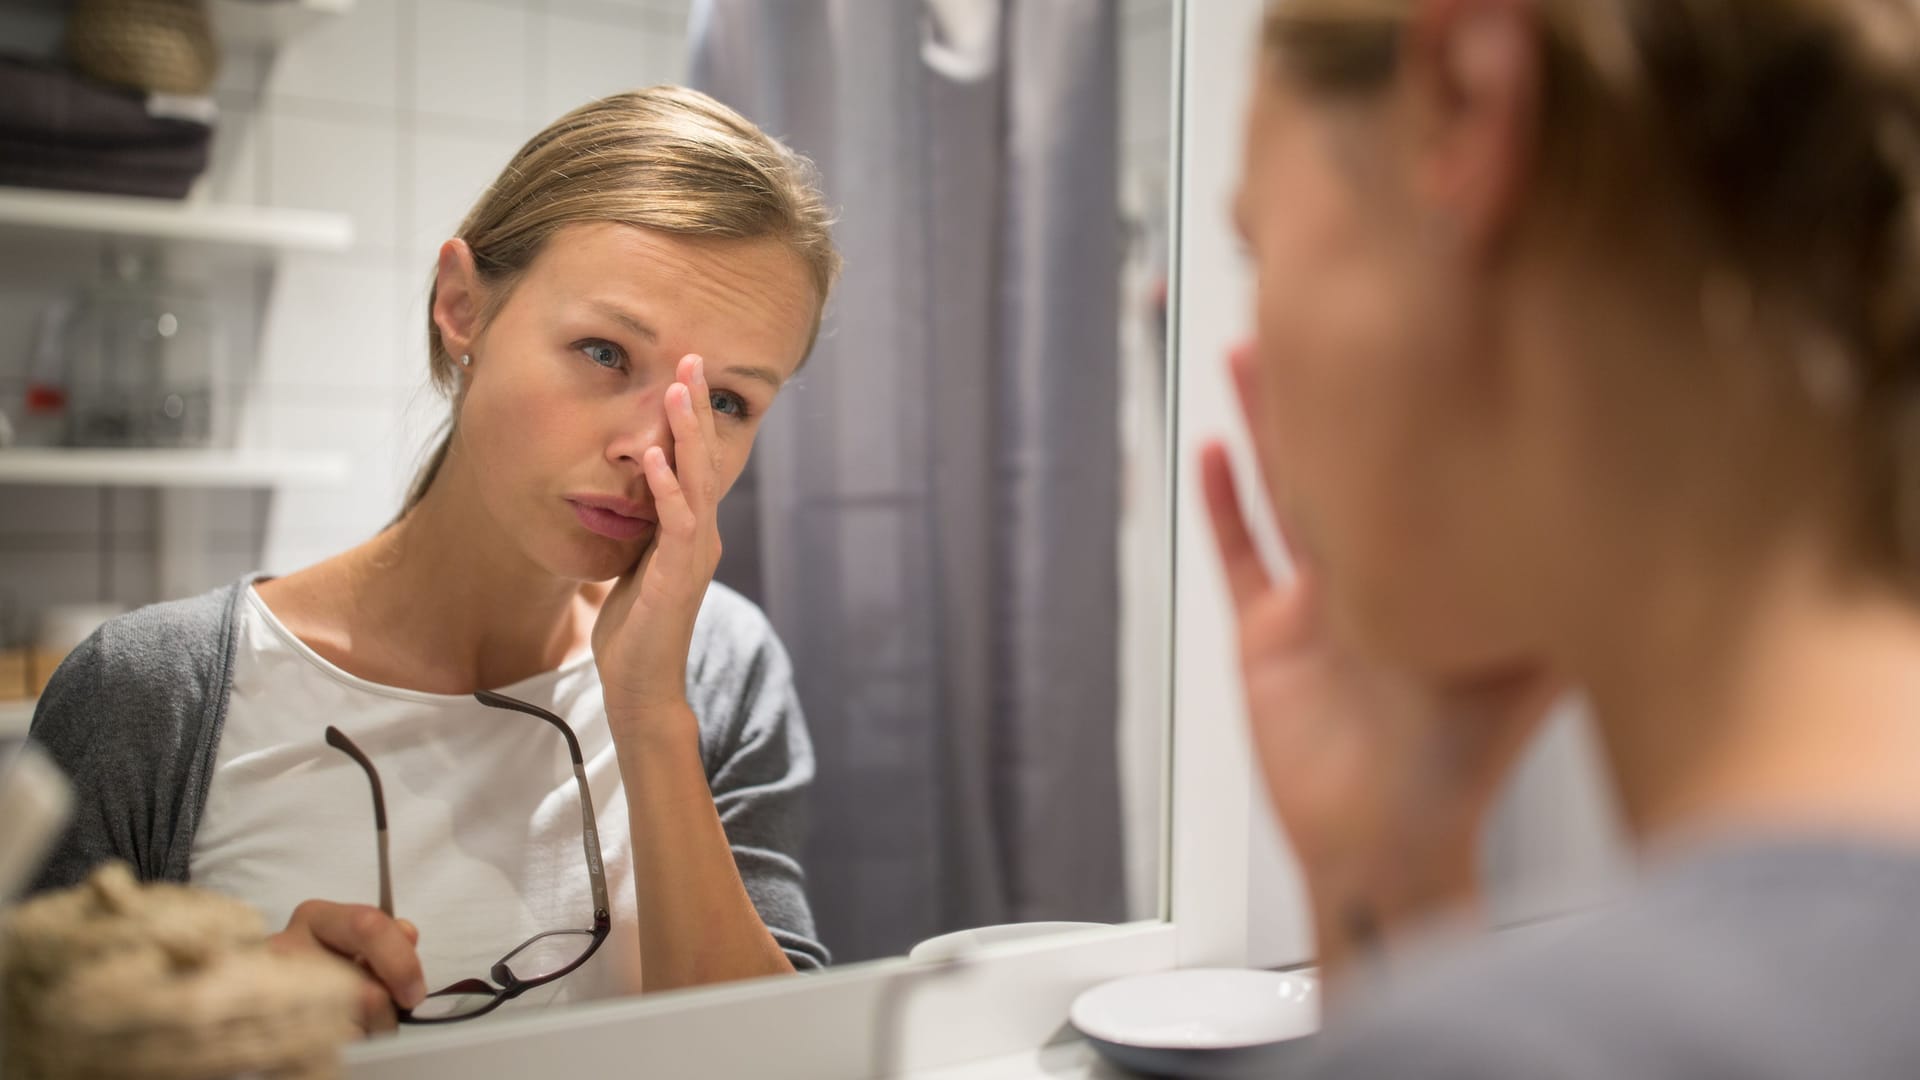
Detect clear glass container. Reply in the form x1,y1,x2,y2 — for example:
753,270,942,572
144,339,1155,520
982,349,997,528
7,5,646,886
62,248,222,448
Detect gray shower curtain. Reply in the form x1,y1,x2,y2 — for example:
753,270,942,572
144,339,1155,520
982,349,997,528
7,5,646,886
691,0,1123,963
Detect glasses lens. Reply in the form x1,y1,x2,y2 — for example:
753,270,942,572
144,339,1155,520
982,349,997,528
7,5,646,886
497,928,598,983
410,989,500,1021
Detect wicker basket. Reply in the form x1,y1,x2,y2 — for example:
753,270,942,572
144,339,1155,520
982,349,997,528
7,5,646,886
2,864,361,1080
65,0,220,97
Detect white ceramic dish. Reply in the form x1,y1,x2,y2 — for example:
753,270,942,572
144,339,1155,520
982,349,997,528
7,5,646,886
1070,968,1320,1078
907,922,1109,963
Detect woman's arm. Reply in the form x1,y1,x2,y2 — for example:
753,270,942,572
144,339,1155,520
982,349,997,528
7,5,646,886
609,702,798,991
593,353,820,991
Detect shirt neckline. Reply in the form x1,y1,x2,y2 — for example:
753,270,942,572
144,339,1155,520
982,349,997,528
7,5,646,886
243,583,597,707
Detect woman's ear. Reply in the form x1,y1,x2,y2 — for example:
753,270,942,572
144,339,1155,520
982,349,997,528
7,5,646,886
433,239,484,360
1402,0,1542,261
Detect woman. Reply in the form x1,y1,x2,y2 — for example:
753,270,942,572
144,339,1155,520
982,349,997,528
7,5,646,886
29,86,840,1032
1211,0,1920,1074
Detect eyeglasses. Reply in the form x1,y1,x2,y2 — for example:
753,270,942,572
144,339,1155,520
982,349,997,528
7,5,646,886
325,689,611,1023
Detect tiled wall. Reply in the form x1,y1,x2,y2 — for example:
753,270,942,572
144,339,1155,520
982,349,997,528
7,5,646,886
0,0,692,649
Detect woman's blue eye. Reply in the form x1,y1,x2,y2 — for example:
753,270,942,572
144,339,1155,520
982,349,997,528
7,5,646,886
710,390,750,419
580,341,624,369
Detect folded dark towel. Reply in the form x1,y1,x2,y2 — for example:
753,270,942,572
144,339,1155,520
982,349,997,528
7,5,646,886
0,52,211,198
0,139,207,198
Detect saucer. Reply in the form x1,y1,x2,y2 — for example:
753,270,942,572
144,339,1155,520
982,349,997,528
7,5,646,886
1070,968,1319,1078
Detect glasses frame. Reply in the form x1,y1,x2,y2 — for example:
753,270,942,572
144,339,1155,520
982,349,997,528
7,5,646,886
325,688,612,1023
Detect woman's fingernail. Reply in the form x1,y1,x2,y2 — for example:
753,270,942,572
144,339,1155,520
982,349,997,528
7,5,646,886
406,979,428,1009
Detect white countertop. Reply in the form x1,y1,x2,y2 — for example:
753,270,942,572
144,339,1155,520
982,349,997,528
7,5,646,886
902,1039,1134,1080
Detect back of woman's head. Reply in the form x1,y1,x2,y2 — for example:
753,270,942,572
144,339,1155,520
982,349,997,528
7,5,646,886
1264,0,1920,578
406,85,840,511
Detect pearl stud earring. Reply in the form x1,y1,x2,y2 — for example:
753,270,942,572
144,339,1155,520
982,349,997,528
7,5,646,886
460,354,472,367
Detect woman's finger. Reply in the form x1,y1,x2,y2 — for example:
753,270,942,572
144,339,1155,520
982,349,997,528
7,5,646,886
685,355,724,506
1229,344,1321,584
1201,441,1274,614
299,903,428,1011
684,355,719,443
664,379,712,518
1229,342,1261,439
1229,344,1288,509
358,977,400,1034
643,445,698,563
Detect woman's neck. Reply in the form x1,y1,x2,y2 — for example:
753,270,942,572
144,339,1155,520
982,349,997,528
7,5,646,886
264,460,599,695
1579,541,1920,853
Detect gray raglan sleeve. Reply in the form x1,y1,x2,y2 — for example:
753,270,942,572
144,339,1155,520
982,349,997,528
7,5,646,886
26,586,235,895
689,584,830,970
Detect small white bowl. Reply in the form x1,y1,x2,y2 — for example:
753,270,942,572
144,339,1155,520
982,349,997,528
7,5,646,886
908,922,1108,963
1070,968,1320,1078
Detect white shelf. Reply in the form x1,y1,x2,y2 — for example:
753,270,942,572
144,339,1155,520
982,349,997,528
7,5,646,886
211,0,356,46
0,448,351,489
0,189,353,255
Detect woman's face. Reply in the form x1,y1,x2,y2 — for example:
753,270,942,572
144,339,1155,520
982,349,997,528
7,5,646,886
449,222,817,583
1234,56,1543,678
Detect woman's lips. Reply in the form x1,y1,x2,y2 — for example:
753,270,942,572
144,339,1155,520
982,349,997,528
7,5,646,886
568,499,655,542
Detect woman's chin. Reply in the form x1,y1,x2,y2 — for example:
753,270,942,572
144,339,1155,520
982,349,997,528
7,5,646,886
536,533,644,584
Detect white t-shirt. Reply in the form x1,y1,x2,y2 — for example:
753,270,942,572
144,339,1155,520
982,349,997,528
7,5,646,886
190,587,642,1012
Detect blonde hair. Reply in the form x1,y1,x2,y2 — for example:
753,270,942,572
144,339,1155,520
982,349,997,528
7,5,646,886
1264,0,1920,575
404,85,841,512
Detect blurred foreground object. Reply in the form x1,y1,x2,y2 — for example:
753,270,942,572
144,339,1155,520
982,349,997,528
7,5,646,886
0,740,71,901
3,863,360,1079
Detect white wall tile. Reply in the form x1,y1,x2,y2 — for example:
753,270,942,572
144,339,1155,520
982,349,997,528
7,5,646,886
263,0,402,113
406,130,525,267
413,0,533,128
246,393,417,554
255,255,408,392
203,104,266,205
266,110,401,253
0,550,104,628
539,13,684,123
0,489,100,538
214,48,269,104
106,547,160,609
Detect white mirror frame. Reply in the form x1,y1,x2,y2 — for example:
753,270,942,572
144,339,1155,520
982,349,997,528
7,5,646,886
342,4,1293,1075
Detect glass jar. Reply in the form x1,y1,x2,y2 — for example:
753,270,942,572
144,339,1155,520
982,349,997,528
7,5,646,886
62,248,221,448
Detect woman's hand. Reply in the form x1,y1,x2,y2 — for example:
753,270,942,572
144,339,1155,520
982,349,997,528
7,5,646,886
593,354,725,729
1201,346,1559,986
267,899,426,1035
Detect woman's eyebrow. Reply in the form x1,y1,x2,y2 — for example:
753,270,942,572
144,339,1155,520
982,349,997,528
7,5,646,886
587,300,658,342
722,364,785,390
585,299,784,388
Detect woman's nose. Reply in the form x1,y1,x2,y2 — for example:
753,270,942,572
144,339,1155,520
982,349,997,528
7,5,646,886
605,396,675,474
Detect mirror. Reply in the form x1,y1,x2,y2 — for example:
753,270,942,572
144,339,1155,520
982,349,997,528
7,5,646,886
0,0,1180,1027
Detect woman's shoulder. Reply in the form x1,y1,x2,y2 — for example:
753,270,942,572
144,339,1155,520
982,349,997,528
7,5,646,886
27,577,256,889
30,578,251,753
684,583,806,753
1304,839,1920,1079
689,581,790,675
40,578,249,700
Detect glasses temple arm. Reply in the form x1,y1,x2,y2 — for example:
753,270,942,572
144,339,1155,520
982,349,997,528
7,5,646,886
326,725,395,917
473,691,612,917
